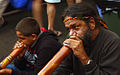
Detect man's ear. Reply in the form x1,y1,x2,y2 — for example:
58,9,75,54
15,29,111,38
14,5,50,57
89,17,95,30
31,34,38,40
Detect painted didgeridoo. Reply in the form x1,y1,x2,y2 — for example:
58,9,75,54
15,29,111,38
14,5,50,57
38,46,72,75
0,41,25,69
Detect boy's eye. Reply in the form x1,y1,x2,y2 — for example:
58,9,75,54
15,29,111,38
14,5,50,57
66,28,69,31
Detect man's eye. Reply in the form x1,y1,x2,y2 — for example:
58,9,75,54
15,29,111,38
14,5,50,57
74,25,80,29
75,26,79,29
73,26,78,29
19,38,25,40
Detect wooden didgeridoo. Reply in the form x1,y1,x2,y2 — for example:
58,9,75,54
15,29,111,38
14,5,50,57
38,46,72,75
0,41,25,69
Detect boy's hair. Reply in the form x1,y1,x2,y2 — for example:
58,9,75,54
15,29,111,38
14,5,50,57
16,17,41,36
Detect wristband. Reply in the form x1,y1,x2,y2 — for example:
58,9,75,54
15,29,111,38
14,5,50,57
87,59,92,65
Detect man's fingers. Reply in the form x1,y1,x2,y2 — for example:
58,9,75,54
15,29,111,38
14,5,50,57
63,39,70,45
69,36,80,40
63,39,79,49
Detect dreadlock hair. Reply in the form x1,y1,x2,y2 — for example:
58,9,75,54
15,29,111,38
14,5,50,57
62,1,102,27
16,17,41,36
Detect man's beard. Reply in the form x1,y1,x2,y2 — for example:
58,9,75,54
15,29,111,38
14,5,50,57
78,28,92,48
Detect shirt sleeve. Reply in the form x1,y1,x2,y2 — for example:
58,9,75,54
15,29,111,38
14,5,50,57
84,38,120,75
53,38,120,75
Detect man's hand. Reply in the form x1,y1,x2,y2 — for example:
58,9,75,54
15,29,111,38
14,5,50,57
63,36,90,65
0,69,12,75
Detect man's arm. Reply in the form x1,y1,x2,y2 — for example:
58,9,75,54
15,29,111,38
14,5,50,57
62,35,120,75
84,38,120,75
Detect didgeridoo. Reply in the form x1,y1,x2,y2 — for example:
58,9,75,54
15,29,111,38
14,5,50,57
38,46,72,75
0,41,25,69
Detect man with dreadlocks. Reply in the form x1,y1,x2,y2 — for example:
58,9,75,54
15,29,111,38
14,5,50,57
52,1,120,75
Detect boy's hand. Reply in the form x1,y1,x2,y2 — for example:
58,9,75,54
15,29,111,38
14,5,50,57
0,68,12,75
13,41,27,60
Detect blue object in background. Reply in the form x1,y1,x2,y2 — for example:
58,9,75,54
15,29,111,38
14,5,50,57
10,0,28,8
96,5,103,18
27,0,32,11
10,0,32,11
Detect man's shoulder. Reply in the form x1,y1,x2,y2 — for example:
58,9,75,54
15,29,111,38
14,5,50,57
95,27,120,48
101,27,119,40
100,27,120,47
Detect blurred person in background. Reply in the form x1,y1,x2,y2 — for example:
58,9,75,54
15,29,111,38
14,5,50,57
32,0,62,36
0,0,9,27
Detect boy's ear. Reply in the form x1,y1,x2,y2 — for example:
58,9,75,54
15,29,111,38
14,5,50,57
32,34,37,40
89,17,95,30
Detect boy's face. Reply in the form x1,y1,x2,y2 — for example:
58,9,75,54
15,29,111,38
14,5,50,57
16,31,36,47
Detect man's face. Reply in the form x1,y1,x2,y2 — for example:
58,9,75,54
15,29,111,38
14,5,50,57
16,31,35,47
64,16,92,46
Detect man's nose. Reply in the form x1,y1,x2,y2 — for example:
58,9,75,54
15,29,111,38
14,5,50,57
69,29,77,36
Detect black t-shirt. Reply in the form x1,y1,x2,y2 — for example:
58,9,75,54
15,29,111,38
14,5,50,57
12,31,62,75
